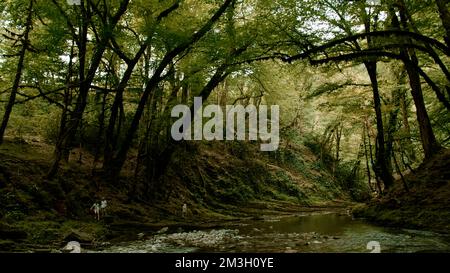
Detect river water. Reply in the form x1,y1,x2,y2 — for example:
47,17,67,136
96,212,450,253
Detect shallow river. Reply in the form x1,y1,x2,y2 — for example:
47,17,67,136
96,212,450,253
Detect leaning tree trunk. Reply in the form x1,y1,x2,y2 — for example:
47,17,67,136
104,0,235,180
403,57,441,159
359,4,393,190
48,0,131,178
385,87,401,173
435,0,450,48
362,123,373,192
365,62,394,190
366,120,382,194
399,76,417,162
0,0,33,146
394,1,442,159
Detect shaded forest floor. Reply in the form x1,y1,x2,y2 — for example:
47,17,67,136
353,148,450,233
0,137,352,252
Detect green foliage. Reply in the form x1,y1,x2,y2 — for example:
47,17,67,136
0,1,448,246
304,134,369,201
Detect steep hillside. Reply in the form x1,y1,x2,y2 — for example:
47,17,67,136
161,141,348,216
353,149,450,233
0,138,350,250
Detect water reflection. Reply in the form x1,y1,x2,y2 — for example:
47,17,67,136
239,214,360,235
97,213,450,253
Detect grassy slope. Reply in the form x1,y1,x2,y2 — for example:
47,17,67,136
160,141,348,216
0,138,349,250
353,149,450,233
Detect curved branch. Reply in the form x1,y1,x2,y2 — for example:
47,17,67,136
369,43,450,81
289,30,450,62
310,50,404,65
416,68,450,111
309,49,450,112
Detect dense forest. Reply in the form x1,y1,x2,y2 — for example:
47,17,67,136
0,0,449,253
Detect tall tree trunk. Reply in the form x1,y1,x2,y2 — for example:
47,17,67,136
61,41,76,163
152,67,231,183
366,120,383,194
0,0,33,146
103,44,148,168
333,123,342,175
359,3,394,190
403,57,441,159
398,77,417,162
104,0,235,180
435,0,450,47
48,0,131,178
365,62,394,190
393,1,442,159
103,1,183,171
46,40,76,178
362,123,373,192
393,149,409,192
385,88,401,174
335,123,342,163
92,78,109,172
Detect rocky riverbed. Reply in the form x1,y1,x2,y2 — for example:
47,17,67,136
90,212,450,253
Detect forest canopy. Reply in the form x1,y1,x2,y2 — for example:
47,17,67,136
0,0,449,197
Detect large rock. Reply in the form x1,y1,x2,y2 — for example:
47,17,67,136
63,229,94,243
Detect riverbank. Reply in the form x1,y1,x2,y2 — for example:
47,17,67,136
45,211,450,253
0,201,353,252
0,138,352,252
352,149,450,233
2,138,449,252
